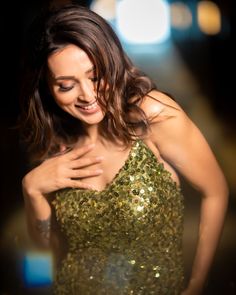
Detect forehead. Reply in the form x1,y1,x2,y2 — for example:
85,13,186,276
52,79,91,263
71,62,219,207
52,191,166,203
47,44,93,76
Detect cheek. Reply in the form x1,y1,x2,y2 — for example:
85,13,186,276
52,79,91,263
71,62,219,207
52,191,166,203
52,91,75,107
54,96,73,107
47,82,75,107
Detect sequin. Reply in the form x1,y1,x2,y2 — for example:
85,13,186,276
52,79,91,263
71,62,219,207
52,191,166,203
129,176,135,182
52,140,184,294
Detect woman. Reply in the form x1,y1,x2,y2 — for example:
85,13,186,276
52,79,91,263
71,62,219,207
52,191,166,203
20,4,228,295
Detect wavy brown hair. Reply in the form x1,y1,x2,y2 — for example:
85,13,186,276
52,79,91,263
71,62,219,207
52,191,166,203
19,4,157,162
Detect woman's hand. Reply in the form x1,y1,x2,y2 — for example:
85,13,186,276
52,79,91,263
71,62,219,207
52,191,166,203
22,143,103,199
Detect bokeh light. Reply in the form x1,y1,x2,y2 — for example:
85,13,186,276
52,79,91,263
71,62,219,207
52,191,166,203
22,251,53,288
171,2,192,30
197,1,221,35
116,0,170,44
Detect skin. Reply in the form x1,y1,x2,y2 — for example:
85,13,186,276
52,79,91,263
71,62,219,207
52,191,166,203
22,44,228,294
47,45,105,128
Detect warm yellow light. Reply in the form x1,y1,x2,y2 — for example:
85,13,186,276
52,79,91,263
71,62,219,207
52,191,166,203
171,2,192,29
197,1,221,35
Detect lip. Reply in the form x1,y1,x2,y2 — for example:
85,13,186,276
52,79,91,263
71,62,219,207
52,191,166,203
75,100,100,114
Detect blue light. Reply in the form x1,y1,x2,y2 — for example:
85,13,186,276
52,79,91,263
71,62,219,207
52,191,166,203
116,0,171,44
23,252,53,287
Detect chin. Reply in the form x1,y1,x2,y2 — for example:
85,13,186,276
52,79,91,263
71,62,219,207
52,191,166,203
78,112,105,126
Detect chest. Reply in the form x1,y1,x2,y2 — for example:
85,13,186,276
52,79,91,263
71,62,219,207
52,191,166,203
53,141,184,245
79,143,132,191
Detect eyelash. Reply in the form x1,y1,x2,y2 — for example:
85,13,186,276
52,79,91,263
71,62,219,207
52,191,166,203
90,77,98,82
58,77,98,92
59,85,74,92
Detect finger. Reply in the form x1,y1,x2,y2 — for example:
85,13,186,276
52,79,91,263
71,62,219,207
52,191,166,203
67,144,95,160
67,179,96,190
70,156,104,169
70,168,103,179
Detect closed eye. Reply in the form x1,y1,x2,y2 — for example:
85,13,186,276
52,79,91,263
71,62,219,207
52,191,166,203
90,77,98,82
59,84,74,92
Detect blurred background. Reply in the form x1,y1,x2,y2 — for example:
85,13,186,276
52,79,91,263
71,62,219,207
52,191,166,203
0,0,234,294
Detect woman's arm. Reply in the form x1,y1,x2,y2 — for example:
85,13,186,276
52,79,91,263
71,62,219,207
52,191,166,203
22,144,104,248
22,185,52,248
143,91,229,294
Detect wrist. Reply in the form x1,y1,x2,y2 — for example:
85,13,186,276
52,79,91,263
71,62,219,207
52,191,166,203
187,277,205,294
22,175,44,201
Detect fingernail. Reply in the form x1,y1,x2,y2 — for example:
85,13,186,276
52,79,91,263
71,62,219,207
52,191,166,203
96,156,104,161
87,184,95,189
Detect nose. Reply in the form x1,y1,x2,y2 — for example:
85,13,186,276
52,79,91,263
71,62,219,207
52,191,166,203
77,81,95,103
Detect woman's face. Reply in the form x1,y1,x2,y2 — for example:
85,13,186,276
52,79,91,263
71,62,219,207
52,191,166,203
47,44,105,126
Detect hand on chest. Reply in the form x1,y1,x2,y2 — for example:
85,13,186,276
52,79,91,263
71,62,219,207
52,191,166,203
80,143,132,191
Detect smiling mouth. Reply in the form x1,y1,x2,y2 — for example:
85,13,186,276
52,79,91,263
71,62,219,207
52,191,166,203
75,100,98,110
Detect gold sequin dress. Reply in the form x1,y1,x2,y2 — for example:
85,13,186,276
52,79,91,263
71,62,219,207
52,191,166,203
52,140,184,294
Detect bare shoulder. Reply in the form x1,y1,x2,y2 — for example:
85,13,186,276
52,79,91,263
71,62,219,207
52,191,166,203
140,90,196,155
139,92,227,196
140,89,183,121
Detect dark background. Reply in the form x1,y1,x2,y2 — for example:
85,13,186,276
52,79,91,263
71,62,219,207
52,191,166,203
0,0,234,294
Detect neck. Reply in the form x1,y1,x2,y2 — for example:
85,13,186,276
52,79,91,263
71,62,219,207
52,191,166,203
82,123,102,144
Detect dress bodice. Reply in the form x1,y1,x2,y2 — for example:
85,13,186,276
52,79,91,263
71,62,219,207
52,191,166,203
52,140,184,294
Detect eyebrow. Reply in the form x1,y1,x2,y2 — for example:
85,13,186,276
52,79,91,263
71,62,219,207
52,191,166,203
53,66,96,81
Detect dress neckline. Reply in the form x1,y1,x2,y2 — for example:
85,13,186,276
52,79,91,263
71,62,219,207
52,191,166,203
91,139,139,193
91,139,181,194
55,139,180,197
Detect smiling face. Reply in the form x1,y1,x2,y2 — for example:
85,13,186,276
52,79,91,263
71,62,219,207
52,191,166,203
47,44,105,127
